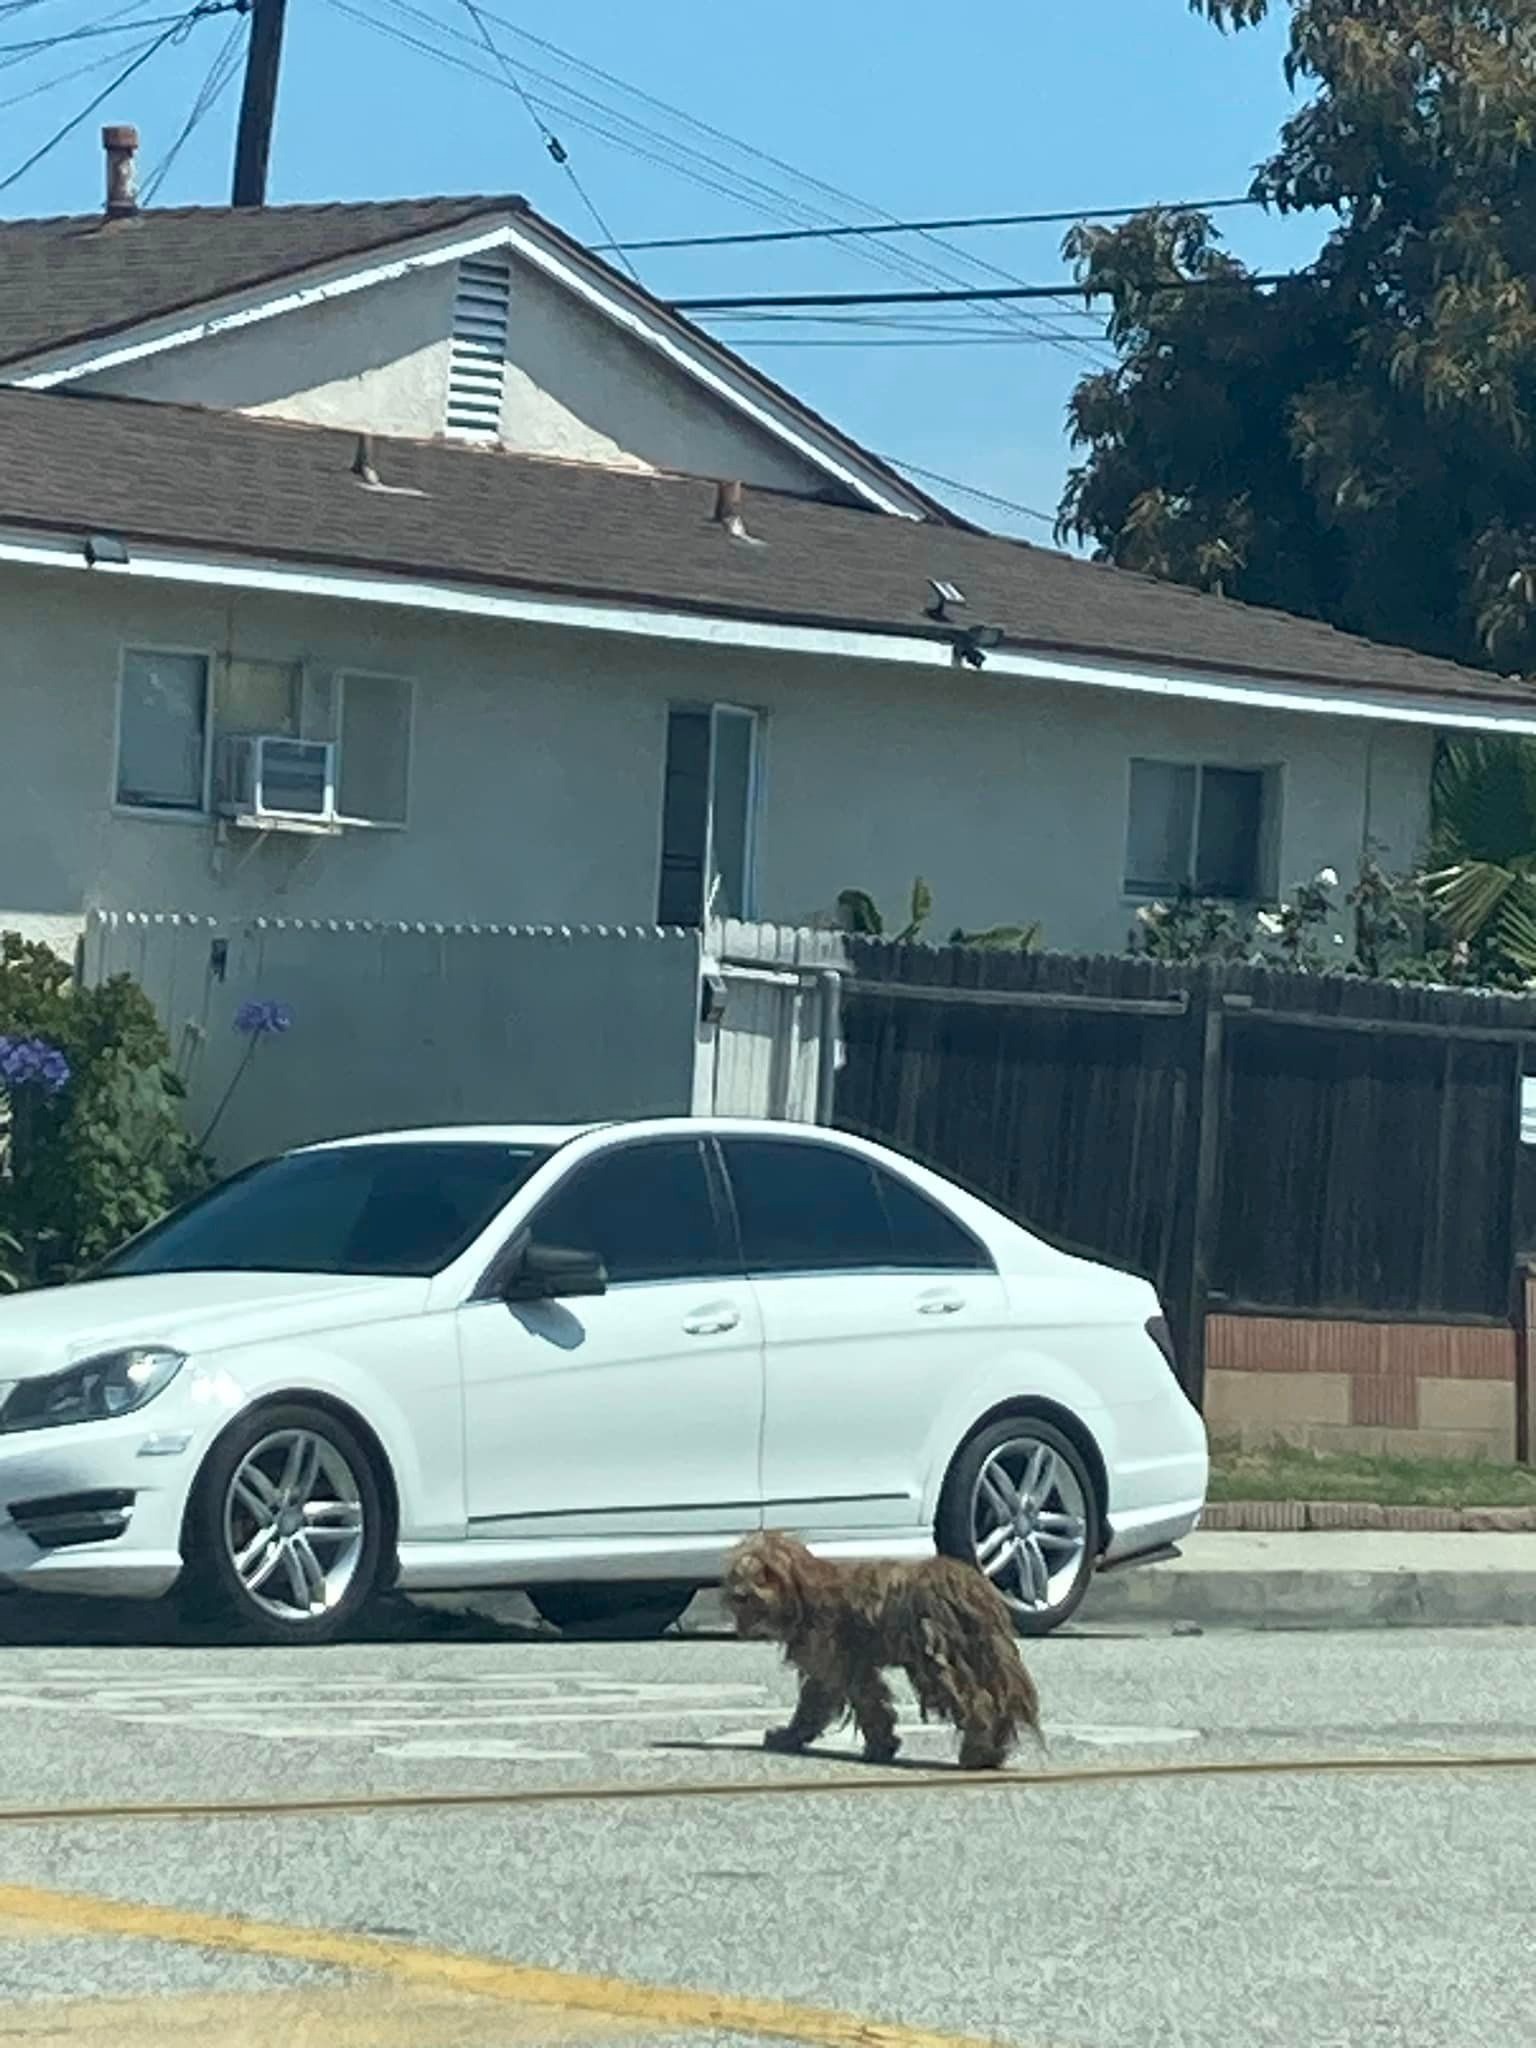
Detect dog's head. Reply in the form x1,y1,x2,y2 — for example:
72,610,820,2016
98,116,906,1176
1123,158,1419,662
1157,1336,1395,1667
721,1531,815,1642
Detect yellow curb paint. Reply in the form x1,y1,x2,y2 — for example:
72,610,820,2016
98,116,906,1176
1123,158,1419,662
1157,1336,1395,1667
0,1881,1018,2048
0,1983,634,2046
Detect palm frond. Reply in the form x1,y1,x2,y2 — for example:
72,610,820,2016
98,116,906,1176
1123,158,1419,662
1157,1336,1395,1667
1495,888,1536,973
1421,858,1519,939
836,889,883,938
1431,737,1536,868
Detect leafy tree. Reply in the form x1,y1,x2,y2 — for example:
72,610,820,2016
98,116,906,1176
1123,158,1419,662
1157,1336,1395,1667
1060,0,1536,673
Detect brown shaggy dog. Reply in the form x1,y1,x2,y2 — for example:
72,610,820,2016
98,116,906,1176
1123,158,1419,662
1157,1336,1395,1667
722,1531,1042,1770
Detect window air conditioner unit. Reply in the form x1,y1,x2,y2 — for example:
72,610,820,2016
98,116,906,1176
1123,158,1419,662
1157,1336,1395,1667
216,734,338,830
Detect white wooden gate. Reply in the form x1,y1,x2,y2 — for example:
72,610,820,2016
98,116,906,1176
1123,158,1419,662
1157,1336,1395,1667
697,920,846,1122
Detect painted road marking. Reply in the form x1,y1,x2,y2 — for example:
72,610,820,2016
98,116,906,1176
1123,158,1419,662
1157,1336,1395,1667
0,1667,1199,1767
0,1667,773,1764
0,1983,640,2046
0,1880,1037,2048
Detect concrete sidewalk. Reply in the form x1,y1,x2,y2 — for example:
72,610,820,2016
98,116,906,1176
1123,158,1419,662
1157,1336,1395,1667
1076,1530,1536,1631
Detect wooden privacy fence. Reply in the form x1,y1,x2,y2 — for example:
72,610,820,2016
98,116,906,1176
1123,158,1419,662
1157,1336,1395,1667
835,945,1536,1460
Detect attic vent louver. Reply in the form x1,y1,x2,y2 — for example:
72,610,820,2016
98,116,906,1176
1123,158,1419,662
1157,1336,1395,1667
446,254,511,441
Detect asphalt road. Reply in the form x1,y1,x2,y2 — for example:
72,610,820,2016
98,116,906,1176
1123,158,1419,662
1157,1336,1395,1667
0,1602,1533,2047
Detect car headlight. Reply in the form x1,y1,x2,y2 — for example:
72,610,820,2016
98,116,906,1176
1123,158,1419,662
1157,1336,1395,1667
0,1347,187,1434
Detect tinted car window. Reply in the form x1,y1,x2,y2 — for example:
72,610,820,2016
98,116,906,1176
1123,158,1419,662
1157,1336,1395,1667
528,1139,733,1284
721,1138,892,1275
98,1143,553,1279
875,1168,993,1272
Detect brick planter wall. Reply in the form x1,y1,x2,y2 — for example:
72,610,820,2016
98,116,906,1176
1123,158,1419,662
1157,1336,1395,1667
1204,1314,1518,1459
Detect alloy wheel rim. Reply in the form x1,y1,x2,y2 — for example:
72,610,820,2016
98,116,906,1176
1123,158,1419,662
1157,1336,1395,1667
969,1434,1089,1617
223,1428,365,1623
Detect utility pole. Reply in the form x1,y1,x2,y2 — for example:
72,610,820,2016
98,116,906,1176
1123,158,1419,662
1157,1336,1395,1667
231,0,286,207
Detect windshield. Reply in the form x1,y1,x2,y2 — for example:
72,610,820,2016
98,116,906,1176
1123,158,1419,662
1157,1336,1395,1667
95,1141,554,1279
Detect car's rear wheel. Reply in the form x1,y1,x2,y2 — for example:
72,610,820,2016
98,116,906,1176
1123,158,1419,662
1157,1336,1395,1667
527,1582,695,1639
180,1402,387,1644
937,1414,1100,1637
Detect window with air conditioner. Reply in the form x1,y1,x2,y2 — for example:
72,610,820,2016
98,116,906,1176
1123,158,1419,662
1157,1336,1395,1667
657,703,760,925
213,658,335,822
117,650,412,829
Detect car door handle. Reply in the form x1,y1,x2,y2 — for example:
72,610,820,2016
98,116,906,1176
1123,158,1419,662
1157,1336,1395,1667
683,1304,741,1336
916,1290,964,1316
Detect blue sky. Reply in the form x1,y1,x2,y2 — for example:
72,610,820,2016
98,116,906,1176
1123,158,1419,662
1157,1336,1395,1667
2,0,1329,533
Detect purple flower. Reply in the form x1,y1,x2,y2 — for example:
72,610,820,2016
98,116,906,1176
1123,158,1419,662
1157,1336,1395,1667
0,1035,71,1096
234,999,294,1038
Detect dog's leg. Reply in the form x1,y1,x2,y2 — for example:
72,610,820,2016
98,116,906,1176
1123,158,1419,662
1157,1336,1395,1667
764,1673,843,1754
848,1666,901,1765
956,1712,1010,1772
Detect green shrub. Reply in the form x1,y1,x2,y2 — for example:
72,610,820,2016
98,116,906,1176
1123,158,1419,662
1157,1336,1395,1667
0,933,206,1286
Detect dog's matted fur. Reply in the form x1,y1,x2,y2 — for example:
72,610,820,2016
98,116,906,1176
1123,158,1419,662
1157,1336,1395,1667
722,1531,1041,1769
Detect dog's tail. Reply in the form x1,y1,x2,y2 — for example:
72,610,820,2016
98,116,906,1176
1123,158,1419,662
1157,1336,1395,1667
911,1563,1044,1756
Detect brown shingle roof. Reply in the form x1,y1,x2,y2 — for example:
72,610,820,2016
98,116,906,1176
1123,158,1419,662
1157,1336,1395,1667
0,195,518,368
0,386,1528,709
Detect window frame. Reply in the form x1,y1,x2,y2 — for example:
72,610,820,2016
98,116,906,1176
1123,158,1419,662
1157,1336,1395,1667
333,667,416,831
712,1134,994,1280
482,1134,744,1293
656,699,764,926
1123,755,1278,903
112,642,217,819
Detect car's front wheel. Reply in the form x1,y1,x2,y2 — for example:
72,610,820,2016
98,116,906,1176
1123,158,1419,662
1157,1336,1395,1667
937,1414,1100,1637
180,1402,387,1644
527,1582,695,1639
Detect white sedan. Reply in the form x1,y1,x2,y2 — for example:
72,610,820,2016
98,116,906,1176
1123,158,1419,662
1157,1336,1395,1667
0,1119,1207,1643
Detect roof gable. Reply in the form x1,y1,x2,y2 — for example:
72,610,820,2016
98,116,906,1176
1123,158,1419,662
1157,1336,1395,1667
0,194,942,520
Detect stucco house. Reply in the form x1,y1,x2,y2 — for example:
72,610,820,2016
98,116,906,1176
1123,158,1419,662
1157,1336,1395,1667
5,143,1536,957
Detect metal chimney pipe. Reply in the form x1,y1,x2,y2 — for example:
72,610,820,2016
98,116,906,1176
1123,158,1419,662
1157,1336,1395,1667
102,125,139,217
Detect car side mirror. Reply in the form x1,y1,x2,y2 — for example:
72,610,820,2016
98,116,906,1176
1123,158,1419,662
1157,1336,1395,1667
502,1239,608,1303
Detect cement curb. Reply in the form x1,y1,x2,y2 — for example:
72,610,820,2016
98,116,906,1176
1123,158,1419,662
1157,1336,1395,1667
679,1525,1536,1635
1077,1564,1536,1631
1203,1500,1536,1533
680,1571,1536,1636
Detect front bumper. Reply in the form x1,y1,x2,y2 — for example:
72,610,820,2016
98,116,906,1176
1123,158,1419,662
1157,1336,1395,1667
0,1409,205,1599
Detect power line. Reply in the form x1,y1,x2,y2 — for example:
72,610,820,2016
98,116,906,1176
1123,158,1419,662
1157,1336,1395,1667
455,0,639,282
0,0,178,73
462,4,1117,361
605,196,1262,253
142,6,245,198
675,274,1287,313
0,8,220,54
0,27,164,104
712,307,1107,328
877,457,1055,528
724,333,1105,349
352,0,1105,364
0,2,215,194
